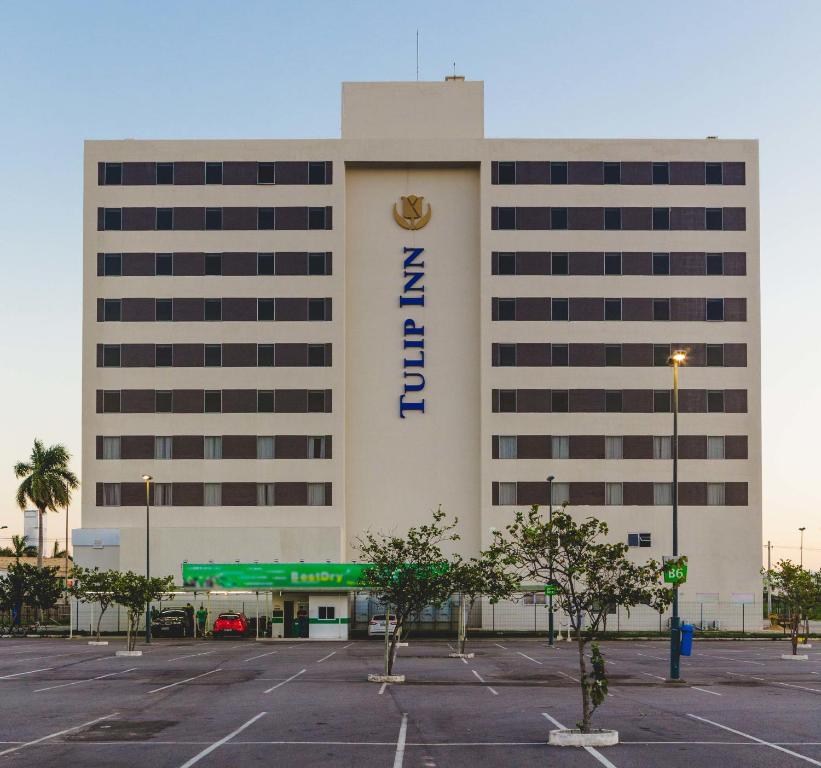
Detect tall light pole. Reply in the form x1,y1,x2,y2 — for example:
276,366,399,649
546,475,555,648
142,474,152,644
668,349,687,682
799,527,806,567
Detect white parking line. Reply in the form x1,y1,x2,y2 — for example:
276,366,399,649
556,670,580,683
688,714,821,766
342,642,354,649
774,681,821,694
696,653,763,666
641,672,665,681
393,712,408,768
316,651,336,663
264,668,305,693
0,667,54,679
34,668,137,693
148,668,221,694
472,669,498,695
494,643,507,650
691,686,722,696
725,672,765,681
517,652,542,665
167,651,215,662
0,712,118,757
542,713,618,768
244,650,279,662
177,711,267,768
378,682,388,695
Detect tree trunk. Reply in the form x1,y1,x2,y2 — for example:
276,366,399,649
95,606,105,642
577,631,591,733
387,625,400,675
791,615,799,655
37,507,45,569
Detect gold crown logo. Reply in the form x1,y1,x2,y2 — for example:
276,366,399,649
393,195,432,230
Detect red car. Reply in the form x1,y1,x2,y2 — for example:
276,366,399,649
212,611,249,639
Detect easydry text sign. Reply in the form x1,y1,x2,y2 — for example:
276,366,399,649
182,563,369,590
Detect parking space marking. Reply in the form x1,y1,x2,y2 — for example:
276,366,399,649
167,651,215,662
690,686,722,696
725,672,765,681
494,643,507,650
378,682,388,695
264,668,305,693
542,713,618,768
177,711,267,768
696,653,764,666
33,667,137,693
0,712,118,757
148,668,221,694
342,642,354,649
472,669,498,695
0,666,54,679
773,681,821,694
635,651,666,661
517,652,542,665
316,651,336,663
641,672,665,681
688,714,821,766
243,650,278,662
556,670,580,683
393,712,408,768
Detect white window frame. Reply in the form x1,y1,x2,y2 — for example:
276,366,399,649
307,482,326,506
498,436,517,460
203,483,222,506
498,482,517,506
605,436,623,460
203,436,222,460
551,436,570,460
102,436,121,460
155,436,173,460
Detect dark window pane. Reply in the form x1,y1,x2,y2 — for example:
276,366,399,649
204,253,222,276
550,162,568,184
308,162,327,184
652,162,669,184
706,253,724,275
156,390,172,413
204,345,221,367
654,344,671,366
308,298,326,321
552,298,569,321
308,207,326,229
156,163,173,184
498,207,516,229
498,162,516,184
605,390,623,412
258,208,275,230
156,299,173,321
705,208,723,230
104,163,122,185
551,344,568,366
552,390,569,412
205,208,222,230
604,252,622,275
258,344,275,366
639,533,652,547
257,391,274,412
706,344,724,366
103,253,122,276
258,163,275,184
551,207,568,230
603,162,621,184
498,390,516,412
551,252,569,275
652,252,670,275
654,390,671,412
705,163,722,184
205,162,223,184
497,252,515,275
103,391,121,413
155,345,172,367
308,252,327,275
604,299,621,321
707,390,725,412
627,533,639,547
604,208,621,230
258,299,275,321
103,208,121,230
156,208,173,230
308,344,326,366
103,299,121,321
498,344,516,366
258,252,275,275
156,253,173,276
653,299,670,321
204,299,221,321
706,298,724,321
605,345,622,366
102,345,121,367
204,390,222,413
652,207,670,230
307,390,326,412
497,299,515,321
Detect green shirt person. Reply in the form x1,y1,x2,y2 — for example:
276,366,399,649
196,606,208,637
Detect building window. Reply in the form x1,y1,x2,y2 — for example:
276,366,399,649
308,436,327,458
204,436,222,460
155,390,172,413
204,390,222,413
102,437,121,460
318,606,335,620
308,298,327,321
102,483,121,506
706,253,724,276
498,344,516,367
307,390,327,412
653,482,673,505
653,436,672,460
628,533,652,547
550,207,568,230
204,483,221,506
498,482,517,505
652,207,670,230
652,252,670,275
103,208,122,230
205,162,223,184
497,207,516,229
551,390,569,412
155,299,173,322
307,483,326,506
706,298,724,321
603,162,621,184
257,299,275,321
308,207,327,229
257,436,274,459
605,483,623,506
155,436,172,460
604,299,622,321
308,162,327,185
204,299,222,321
156,253,173,276
103,253,122,276
705,163,723,185
204,253,222,276
706,344,724,366
550,162,568,184
205,208,223,230
707,482,726,505
257,483,275,506
497,162,515,184
154,483,172,506
707,390,725,413
551,252,569,275
258,344,275,367
551,482,570,505
497,252,516,275
102,345,121,367
653,344,671,366
203,344,221,367
605,391,623,412
308,252,328,275
654,390,672,413
258,208,275,230
156,163,173,184
155,345,172,367
498,436,517,459
604,208,621,230
257,252,275,276
257,390,275,413
102,390,121,413
605,436,623,459
653,299,670,321
103,300,121,321
258,163,275,184
551,298,569,321
707,436,725,459
705,208,723,230
551,344,569,366
104,162,122,185
605,344,622,366
652,162,669,184
498,390,516,413
497,298,515,321
551,436,570,459
156,208,173,230
308,344,327,367
604,252,622,275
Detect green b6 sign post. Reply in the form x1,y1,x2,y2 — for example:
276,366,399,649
663,557,688,585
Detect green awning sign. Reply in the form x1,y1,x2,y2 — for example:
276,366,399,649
544,584,558,596
182,562,369,590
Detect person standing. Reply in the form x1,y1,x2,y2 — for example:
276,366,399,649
196,604,208,639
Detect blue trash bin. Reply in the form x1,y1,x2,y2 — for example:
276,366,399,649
680,623,694,656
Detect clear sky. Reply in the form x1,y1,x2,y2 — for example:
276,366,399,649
1,1,818,568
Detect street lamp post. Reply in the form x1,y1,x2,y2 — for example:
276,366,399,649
799,527,806,567
142,474,152,644
547,475,555,648
668,349,687,682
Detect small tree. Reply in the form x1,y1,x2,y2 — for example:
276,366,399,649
449,551,519,655
112,572,175,651
68,567,119,641
356,508,458,676
0,562,62,625
490,505,670,733
763,560,817,655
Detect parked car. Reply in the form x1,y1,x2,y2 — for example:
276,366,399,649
367,614,398,637
212,611,249,638
151,609,190,638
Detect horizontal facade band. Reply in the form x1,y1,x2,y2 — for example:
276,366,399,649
97,252,332,277
96,434,332,460
96,389,332,414
491,388,747,413
97,297,332,322
95,481,332,507
97,343,331,368
97,206,333,231
98,160,332,186
491,161,745,186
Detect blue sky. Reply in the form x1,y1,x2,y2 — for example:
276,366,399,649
1,1,818,567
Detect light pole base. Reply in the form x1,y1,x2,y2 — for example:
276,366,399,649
665,678,687,684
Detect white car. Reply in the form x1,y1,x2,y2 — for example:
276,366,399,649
367,614,398,637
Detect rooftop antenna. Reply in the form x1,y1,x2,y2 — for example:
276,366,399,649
453,61,456,77
416,29,419,80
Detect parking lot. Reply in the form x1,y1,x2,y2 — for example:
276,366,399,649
0,636,818,767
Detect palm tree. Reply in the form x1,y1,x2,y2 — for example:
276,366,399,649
11,534,37,559
51,540,69,559
14,440,79,569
